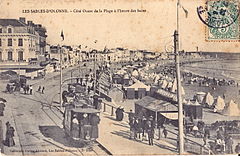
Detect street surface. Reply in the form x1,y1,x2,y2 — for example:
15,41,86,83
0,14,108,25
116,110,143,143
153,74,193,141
0,62,178,155
0,63,108,155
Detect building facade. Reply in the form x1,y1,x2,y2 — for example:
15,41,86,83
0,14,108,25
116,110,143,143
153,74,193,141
0,17,47,79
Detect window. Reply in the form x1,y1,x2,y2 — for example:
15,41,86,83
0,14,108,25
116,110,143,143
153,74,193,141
8,38,12,46
8,28,12,33
18,38,23,46
18,51,23,61
8,51,13,60
0,28,2,33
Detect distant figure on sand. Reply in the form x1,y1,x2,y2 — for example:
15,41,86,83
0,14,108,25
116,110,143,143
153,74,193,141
42,86,45,94
38,86,41,92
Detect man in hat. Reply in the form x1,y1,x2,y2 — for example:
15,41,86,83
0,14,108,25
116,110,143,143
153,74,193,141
128,110,134,123
146,119,154,145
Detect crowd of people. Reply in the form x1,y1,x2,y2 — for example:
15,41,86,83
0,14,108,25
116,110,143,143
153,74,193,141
127,110,157,146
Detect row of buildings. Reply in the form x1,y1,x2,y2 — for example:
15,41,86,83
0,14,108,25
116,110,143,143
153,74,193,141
0,17,204,79
0,17,163,79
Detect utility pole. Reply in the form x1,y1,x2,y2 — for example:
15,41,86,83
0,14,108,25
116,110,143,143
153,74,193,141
93,49,97,94
59,45,63,108
174,30,184,154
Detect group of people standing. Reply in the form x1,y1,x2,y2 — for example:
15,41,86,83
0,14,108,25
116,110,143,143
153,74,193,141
128,110,156,146
23,85,33,95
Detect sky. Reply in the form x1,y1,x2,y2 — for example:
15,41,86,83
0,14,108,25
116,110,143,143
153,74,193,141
0,0,239,52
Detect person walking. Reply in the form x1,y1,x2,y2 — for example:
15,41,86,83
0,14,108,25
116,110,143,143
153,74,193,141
142,116,147,140
8,126,15,147
192,125,199,137
129,117,135,140
226,136,234,154
163,127,168,138
38,86,41,92
4,122,10,146
203,135,207,146
29,85,33,95
41,86,45,94
26,85,30,94
146,120,154,146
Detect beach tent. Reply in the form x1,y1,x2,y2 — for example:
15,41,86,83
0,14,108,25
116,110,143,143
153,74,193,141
181,86,185,96
126,80,150,91
116,69,127,75
222,100,240,116
213,96,225,112
125,81,151,99
154,75,161,84
184,100,203,119
132,70,139,77
203,92,214,107
161,79,168,89
108,87,124,102
171,78,177,93
170,78,185,95
195,92,206,104
167,81,173,90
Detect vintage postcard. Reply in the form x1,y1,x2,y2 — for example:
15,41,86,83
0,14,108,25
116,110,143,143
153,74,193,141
0,0,239,155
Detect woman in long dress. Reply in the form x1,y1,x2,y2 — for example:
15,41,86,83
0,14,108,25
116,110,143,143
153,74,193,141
72,117,79,140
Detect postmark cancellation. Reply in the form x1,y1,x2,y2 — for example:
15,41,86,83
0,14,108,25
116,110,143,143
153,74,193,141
197,0,240,42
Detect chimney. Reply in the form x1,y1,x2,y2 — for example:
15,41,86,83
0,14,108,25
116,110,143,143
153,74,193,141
27,21,33,26
19,17,26,23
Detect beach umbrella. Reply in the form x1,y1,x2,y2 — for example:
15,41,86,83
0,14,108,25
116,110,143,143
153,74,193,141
0,98,7,103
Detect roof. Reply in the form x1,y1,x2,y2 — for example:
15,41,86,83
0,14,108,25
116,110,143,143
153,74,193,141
71,108,100,114
135,96,178,112
0,19,26,27
126,80,150,91
0,65,44,70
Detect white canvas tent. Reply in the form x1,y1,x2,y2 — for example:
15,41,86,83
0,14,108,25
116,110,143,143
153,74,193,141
116,69,127,75
171,78,177,92
161,79,168,89
132,70,139,77
125,80,151,91
170,78,185,95
213,96,225,112
222,100,240,116
203,92,214,107
167,81,173,89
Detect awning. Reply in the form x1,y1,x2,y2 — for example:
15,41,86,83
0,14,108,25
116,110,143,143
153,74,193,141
160,112,178,120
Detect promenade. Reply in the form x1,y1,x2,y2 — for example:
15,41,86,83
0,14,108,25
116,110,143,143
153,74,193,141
98,113,177,155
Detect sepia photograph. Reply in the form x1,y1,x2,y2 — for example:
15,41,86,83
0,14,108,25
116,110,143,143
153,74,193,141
0,0,239,155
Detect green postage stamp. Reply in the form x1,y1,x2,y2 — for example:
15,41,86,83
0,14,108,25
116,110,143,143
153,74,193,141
197,0,240,41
